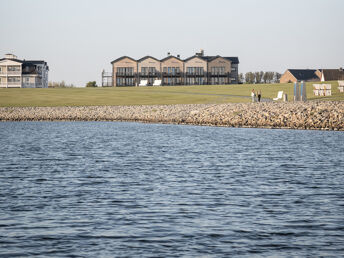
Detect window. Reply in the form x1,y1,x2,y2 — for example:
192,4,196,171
8,66,20,72
149,67,155,74
8,77,21,83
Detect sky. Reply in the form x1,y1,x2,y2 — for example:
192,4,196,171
1,0,343,86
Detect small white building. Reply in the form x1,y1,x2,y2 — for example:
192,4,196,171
0,54,49,88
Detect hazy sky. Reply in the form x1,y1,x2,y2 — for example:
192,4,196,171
1,0,343,86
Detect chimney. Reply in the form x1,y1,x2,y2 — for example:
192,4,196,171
339,67,343,72
177,54,180,58
195,49,204,57
167,52,171,56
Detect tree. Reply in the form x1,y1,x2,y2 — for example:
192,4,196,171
263,71,269,83
259,71,264,83
245,72,255,84
255,71,264,84
263,71,274,83
86,81,97,87
239,73,244,83
274,72,282,83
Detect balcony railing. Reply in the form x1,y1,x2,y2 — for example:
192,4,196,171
113,72,237,79
162,72,183,77
139,72,160,77
116,72,135,77
23,83,36,88
185,72,206,77
7,71,21,75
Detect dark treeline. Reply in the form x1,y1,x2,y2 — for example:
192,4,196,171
239,72,281,84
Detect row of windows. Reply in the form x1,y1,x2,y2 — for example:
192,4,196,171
141,67,156,75
116,78,135,86
115,66,231,75
211,67,226,75
0,66,21,72
163,67,181,74
211,77,226,84
116,67,134,75
163,78,182,85
185,77,205,85
8,66,21,72
7,77,21,82
186,67,204,75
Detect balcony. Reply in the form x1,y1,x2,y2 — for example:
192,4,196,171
162,72,183,77
138,72,160,78
209,72,230,77
7,71,21,75
23,83,36,88
8,81,21,85
185,72,206,77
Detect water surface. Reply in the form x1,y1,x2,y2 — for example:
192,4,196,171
0,122,343,257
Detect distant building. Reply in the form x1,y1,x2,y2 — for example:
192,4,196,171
316,68,344,82
279,69,320,83
103,50,239,86
0,54,49,88
280,68,344,83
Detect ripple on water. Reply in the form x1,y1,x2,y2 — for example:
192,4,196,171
0,122,343,257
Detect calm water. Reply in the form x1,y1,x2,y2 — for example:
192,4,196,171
0,122,343,257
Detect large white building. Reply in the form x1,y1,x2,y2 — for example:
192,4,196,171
0,54,49,88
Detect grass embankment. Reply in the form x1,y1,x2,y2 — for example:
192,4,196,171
0,81,342,107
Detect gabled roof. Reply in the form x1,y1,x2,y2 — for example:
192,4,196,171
0,58,23,63
0,58,47,66
111,56,137,64
320,69,344,81
160,55,182,62
202,55,240,64
224,57,239,64
137,56,160,62
288,69,319,81
183,55,207,62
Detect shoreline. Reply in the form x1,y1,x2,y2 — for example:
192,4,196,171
0,101,343,131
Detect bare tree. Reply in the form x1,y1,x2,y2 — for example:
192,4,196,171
274,72,282,83
245,72,255,84
255,71,264,84
263,71,274,83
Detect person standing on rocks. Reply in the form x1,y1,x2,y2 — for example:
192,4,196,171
251,89,256,103
257,90,262,102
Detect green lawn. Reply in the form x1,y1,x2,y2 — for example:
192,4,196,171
0,81,342,107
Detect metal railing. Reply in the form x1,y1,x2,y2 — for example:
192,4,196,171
7,71,21,75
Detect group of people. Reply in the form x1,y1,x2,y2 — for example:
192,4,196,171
251,89,262,103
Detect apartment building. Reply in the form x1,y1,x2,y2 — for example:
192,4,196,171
105,51,239,87
0,54,49,88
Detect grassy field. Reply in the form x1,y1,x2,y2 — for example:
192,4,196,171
0,81,343,107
